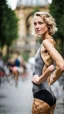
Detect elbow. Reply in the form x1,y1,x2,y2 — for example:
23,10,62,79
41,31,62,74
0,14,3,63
59,63,64,71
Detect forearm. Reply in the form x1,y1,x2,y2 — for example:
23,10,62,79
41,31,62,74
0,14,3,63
39,65,54,83
49,66,64,85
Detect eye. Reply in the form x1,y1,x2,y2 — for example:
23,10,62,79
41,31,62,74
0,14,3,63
34,22,37,26
38,21,43,24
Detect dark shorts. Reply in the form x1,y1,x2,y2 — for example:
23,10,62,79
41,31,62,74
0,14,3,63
33,90,56,107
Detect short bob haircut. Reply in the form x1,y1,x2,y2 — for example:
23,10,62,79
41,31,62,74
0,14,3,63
34,12,58,35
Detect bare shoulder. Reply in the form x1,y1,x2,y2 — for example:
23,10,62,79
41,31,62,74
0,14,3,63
43,37,56,47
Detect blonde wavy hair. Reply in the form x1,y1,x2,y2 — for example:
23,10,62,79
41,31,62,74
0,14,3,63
34,12,58,35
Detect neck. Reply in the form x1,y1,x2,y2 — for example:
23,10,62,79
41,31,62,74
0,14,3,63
42,32,51,41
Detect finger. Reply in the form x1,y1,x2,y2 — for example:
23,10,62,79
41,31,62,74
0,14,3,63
32,78,35,82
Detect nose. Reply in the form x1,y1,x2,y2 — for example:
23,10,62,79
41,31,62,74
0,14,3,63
35,23,39,29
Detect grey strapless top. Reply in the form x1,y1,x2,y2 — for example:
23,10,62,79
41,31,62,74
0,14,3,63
32,44,53,95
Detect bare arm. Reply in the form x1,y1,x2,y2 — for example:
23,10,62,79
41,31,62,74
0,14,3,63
38,65,54,84
32,65,54,84
43,39,64,85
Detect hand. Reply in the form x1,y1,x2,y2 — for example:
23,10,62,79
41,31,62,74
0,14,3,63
32,75,40,84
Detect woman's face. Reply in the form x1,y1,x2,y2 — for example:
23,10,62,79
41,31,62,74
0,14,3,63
34,15,48,36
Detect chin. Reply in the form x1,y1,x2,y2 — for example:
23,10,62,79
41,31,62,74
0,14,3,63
37,34,42,37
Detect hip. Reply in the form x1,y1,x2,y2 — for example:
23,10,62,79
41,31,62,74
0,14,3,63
33,90,56,107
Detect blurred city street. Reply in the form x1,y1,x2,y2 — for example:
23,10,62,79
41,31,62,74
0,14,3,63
0,0,64,114
0,66,64,114
0,68,33,114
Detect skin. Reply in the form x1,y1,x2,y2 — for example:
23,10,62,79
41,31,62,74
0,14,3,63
32,15,64,85
33,15,49,39
32,65,54,84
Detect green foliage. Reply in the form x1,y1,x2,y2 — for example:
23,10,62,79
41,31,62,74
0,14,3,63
22,51,29,61
49,0,64,56
49,0,64,36
0,0,18,48
33,7,39,13
59,15,64,36
55,39,62,54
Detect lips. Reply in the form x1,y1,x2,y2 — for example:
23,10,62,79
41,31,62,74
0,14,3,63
35,30,41,33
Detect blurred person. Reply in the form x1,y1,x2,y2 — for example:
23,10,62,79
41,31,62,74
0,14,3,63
14,57,20,67
7,58,17,81
11,57,26,85
0,53,5,77
0,56,4,82
32,12,64,114
20,59,26,73
7,58,15,74
0,53,4,69
0,53,5,84
7,58,19,86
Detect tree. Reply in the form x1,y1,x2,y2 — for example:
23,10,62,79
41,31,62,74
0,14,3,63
49,0,64,57
0,0,5,48
0,0,18,59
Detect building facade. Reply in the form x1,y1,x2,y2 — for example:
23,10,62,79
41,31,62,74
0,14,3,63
12,0,50,57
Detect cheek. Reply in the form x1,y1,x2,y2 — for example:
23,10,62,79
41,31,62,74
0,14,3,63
42,25,48,32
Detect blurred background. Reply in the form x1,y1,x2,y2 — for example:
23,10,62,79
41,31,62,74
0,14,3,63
0,0,64,114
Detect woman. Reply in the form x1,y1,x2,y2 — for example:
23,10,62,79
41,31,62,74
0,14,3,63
32,12,64,114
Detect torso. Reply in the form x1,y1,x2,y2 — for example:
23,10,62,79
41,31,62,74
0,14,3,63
32,44,54,96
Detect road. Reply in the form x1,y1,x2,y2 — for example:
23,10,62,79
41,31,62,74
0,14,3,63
0,69,64,114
